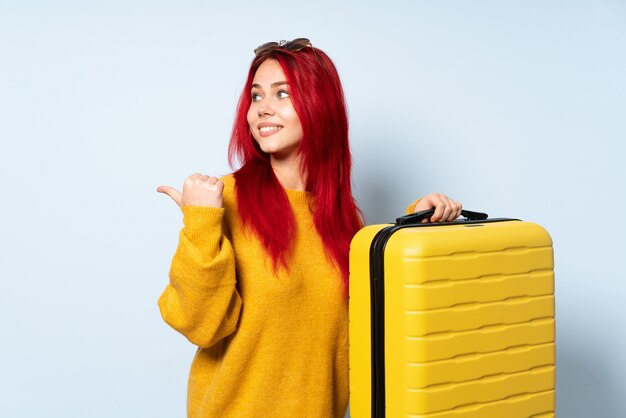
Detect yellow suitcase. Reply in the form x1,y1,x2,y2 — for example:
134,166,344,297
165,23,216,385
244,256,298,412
349,210,555,418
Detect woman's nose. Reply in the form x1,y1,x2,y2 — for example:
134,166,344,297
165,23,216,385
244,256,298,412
257,100,275,117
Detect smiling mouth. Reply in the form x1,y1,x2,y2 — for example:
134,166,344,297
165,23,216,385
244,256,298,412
260,126,283,133
259,126,283,137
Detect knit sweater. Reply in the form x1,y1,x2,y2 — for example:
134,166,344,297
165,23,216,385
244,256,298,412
158,174,420,418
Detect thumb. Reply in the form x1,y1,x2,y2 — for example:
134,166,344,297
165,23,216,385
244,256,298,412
156,185,182,208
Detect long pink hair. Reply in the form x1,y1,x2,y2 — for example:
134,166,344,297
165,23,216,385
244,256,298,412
228,45,363,297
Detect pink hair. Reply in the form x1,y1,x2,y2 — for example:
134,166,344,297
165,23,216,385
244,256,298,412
228,45,364,298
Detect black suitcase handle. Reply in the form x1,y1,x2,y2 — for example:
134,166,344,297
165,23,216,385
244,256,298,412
396,209,488,225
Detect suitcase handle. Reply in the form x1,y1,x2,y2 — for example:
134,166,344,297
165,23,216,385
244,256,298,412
396,209,488,225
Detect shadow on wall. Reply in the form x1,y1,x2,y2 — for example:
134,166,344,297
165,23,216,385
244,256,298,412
354,134,422,226
357,171,396,226
556,343,620,417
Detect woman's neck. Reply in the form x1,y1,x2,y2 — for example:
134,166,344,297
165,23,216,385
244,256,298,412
270,153,306,191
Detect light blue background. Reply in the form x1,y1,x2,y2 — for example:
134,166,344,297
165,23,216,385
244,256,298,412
1,1,625,417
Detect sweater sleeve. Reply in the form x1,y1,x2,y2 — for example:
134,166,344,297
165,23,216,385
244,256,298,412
158,205,242,348
406,197,422,215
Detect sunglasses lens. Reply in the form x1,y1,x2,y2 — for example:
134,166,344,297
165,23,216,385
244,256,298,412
254,41,279,56
285,38,311,51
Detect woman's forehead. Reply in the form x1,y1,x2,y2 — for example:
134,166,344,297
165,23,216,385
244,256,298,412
252,59,286,86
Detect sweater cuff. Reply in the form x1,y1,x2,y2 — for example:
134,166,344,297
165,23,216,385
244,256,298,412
406,198,422,215
181,205,225,248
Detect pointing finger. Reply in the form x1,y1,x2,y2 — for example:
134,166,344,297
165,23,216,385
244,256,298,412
156,185,182,208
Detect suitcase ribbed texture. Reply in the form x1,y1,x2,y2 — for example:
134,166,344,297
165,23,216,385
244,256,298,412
349,220,555,418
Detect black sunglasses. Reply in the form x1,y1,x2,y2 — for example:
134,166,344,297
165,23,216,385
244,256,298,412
254,38,312,56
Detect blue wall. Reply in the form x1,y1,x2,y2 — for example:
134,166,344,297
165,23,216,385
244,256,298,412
1,1,624,417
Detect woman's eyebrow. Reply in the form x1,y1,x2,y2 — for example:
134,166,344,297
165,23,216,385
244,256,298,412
251,81,288,89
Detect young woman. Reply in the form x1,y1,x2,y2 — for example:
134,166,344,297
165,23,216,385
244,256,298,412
156,38,462,418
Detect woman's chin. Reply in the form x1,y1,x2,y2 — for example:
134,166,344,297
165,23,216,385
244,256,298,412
259,145,294,158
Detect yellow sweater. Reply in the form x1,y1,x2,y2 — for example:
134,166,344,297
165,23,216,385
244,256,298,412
158,174,420,418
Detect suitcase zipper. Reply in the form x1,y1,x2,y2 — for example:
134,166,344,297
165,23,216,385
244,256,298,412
369,226,396,418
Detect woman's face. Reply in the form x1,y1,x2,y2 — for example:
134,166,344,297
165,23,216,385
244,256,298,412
247,59,304,160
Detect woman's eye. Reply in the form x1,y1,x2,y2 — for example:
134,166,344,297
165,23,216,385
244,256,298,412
277,90,290,99
251,93,261,101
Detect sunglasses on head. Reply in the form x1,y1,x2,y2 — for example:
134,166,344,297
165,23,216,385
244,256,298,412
254,38,312,56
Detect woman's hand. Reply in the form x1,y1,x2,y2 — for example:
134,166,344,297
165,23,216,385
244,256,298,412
156,173,224,209
412,193,462,223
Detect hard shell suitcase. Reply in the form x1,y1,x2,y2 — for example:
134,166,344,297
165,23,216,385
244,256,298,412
349,210,555,418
